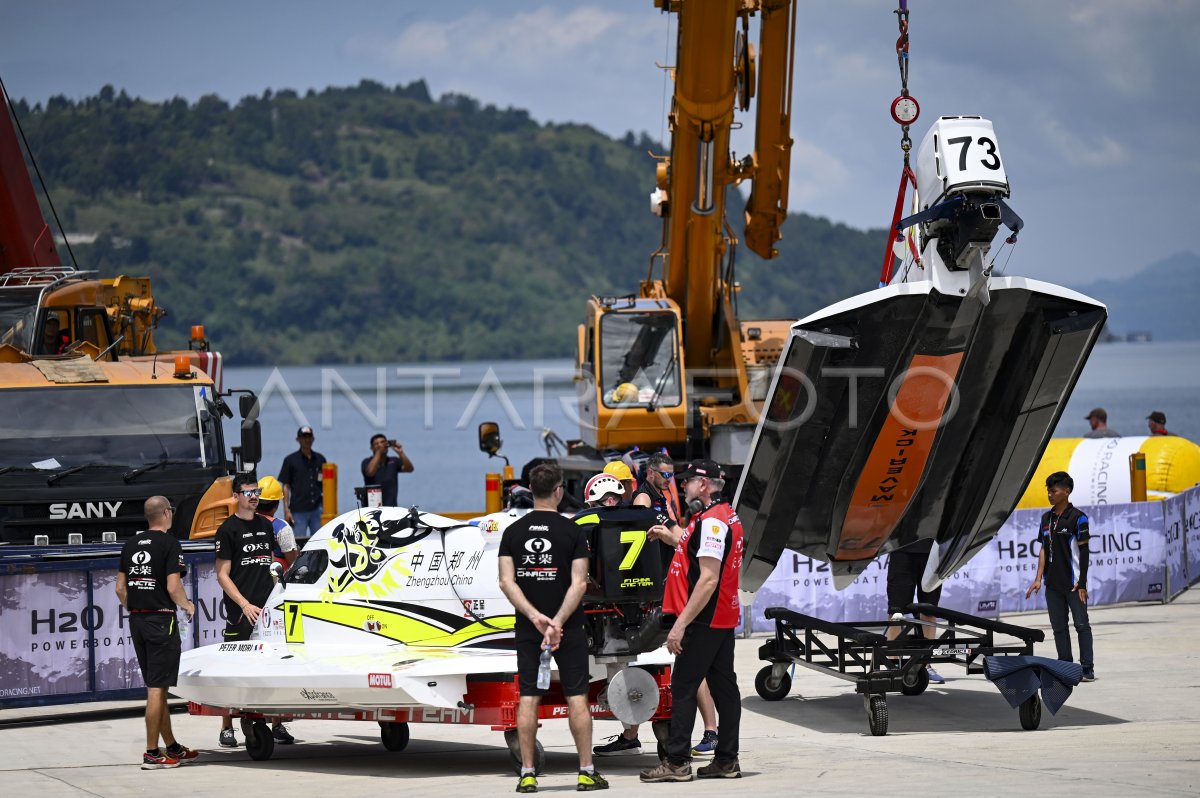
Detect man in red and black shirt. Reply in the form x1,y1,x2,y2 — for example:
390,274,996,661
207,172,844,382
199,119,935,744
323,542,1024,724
641,460,743,782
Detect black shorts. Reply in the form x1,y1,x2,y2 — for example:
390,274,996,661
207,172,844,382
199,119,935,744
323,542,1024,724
516,627,591,697
223,616,254,642
887,548,942,615
131,613,181,689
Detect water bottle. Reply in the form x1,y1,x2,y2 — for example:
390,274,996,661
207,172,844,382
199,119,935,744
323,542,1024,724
536,646,552,690
177,610,191,645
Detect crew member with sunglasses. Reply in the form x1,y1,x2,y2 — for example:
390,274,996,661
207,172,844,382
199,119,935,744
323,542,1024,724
213,474,277,748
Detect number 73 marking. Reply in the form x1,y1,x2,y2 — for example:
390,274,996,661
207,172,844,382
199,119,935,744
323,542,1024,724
619,530,647,570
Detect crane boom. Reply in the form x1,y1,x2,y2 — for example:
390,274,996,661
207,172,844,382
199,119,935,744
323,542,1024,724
576,0,797,465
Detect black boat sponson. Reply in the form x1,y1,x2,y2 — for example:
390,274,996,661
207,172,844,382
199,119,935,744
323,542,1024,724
734,276,1106,592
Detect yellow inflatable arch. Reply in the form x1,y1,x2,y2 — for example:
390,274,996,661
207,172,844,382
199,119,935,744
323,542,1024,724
1018,435,1200,508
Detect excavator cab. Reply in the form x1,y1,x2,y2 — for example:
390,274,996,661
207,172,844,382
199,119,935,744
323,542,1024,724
577,298,688,451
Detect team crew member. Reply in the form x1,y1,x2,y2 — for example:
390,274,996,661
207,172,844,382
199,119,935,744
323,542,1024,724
581,473,625,509
884,538,946,684
597,454,718,759
116,496,198,769
257,475,299,567
499,463,608,793
1026,471,1096,681
602,460,636,503
214,475,278,747
641,460,743,782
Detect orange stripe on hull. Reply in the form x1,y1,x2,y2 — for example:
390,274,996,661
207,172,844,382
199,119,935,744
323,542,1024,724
835,352,964,560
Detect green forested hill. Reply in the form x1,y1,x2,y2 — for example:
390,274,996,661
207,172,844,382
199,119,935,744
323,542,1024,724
13,81,883,364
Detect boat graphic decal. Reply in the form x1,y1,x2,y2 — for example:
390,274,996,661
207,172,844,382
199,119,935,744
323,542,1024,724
327,509,432,593
836,351,964,560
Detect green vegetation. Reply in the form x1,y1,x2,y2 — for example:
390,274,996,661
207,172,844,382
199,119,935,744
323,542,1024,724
13,81,883,364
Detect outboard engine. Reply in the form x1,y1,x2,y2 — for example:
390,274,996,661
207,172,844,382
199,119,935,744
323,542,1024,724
910,116,1022,277
573,506,669,658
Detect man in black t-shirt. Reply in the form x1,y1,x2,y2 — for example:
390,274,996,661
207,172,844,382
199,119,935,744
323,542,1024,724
361,433,415,506
499,463,607,793
117,496,197,769
214,474,277,747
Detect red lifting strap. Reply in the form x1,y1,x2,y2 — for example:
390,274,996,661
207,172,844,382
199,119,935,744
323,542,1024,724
878,163,917,286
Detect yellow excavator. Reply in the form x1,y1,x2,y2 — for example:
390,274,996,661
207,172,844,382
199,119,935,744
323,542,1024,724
574,0,797,467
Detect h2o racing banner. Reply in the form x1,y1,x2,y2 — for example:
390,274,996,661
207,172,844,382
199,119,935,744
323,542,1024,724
0,554,230,706
747,488,1189,632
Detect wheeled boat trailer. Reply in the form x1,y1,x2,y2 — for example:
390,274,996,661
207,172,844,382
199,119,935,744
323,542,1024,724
187,665,674,772
754,603,1044,736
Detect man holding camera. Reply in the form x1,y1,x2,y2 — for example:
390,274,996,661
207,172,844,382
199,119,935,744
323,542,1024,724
361,433,415,507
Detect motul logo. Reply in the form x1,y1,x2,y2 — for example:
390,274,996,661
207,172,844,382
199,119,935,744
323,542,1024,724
49,501,123,520
367,673,392,688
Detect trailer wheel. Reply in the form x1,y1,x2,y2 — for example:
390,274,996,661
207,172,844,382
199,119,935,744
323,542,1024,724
379,721,410,752
504,728,545,775
754,665,792,701
245,720,275,761
1019,693,1042,730
899,665,929,696
866,695,889,737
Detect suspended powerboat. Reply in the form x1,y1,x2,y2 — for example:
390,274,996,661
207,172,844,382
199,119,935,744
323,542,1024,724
735,116,1107,592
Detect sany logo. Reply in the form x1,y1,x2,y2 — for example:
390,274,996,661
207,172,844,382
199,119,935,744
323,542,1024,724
49,501,123,520
368,672,393,688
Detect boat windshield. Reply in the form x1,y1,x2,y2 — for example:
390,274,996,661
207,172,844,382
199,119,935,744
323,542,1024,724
0,384,219,469
0,291,39,352
599,311,682,408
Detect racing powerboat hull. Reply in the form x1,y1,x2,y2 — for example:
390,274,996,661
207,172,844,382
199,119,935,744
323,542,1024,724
735,275,1106,590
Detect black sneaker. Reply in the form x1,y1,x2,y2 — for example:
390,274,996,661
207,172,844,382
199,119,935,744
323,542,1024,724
577,770,610,791
218,728,237,748
593,734,643,757
272,724,296,744
1080,668,1096,682
697,759,742,779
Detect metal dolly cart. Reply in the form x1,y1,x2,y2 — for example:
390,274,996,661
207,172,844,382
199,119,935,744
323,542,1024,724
754,603,1045,736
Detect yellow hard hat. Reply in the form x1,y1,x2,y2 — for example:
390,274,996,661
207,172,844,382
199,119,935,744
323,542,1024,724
257,475,284,501
609,382,639,403
603,461,634,481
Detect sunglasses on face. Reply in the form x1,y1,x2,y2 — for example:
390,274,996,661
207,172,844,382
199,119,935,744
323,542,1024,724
655,470,675,478
239,489,261,498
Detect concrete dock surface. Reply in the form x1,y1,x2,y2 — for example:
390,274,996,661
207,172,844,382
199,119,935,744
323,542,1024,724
2,591,1197,797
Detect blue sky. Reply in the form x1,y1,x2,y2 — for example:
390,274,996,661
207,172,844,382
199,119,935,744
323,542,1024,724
2,0,1197,286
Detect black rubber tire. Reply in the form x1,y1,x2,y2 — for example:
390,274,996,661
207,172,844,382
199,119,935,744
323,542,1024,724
900,665,930,696
379,721,410,752
246,720,275,761
867,695,889,737
1019,693,1042,730
754,665,792,701
504,729,545,775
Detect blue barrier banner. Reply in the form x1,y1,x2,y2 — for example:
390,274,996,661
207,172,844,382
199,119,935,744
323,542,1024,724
0,553,222,706
1186,487,1200,588
1163,491,1188,599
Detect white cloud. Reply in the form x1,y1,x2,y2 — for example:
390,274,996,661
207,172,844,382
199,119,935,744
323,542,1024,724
787,137,852,206
348,6,647,73
1038,113,1127,168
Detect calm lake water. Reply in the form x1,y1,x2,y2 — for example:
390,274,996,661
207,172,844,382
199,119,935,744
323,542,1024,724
223,340,1200,514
